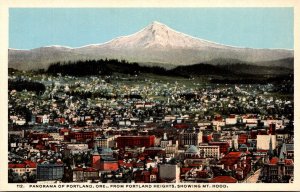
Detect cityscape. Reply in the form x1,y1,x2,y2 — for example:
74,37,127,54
8,69,294,183
7,9,294,186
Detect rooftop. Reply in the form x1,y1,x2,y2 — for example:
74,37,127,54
186,145,199,154
209,176,238,183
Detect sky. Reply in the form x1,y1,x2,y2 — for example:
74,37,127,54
9,8,293,50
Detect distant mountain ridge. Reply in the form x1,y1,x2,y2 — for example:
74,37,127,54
9,21,293,71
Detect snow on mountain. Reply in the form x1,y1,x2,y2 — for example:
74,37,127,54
9,21,293,71
77,21,230,50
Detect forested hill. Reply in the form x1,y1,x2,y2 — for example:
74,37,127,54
45,59,292,78
46,59,172,77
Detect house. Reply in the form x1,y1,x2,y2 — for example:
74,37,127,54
8,160,37,176
225,114,237,125
134,170,157,183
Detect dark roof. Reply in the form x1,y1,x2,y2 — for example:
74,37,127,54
37,163,64,167
186,145,199,154
209,176,238,183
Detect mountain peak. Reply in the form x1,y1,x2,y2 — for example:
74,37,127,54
139,21,182,48
145,21,170,33
150,21,166,27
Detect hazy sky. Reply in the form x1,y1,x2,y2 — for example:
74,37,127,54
9,8,293,50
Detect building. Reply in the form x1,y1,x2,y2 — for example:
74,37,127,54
183,145,208,168
179,129,203,146
66,143,89,151
144,147,165,158
116,135,155,149
49,133,64,141
8,130,25,138
220,152,244,169
198,145,220,159
100,157,118,172
134,170,157,183
220,151,250,180
257,134,276,150
160,133,172,148
72,167,100,182
209,141,230,155
159,164,180,183
36,163,64,181
8,160,36,176
91,145,101,170
68,131,95,142
231,134,239,150
262,157,294,183
94,135,116,148
225,114,237,125
261,142,294,183
242,115,258,124
285,144,294,159
165,144,178,158
185,145,201,159
212,132,221,142
238,134,248,145
209,176,238,183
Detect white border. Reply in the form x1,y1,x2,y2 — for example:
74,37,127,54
0,0,299,191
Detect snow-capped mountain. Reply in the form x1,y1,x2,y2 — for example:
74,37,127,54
89,21,227,49
9,21,293,71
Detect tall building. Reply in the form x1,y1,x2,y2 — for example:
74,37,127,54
160,133,172,148
36,163,64,181
159,164,180,183
257,134,276,150
179,129,202,146
91,145,101,170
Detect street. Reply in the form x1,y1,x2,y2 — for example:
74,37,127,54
244,169,261,183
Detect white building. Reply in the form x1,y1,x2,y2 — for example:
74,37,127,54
261,120,283,129
15,119,26,125
231,134,239,150
257,135,276,150
212,120,225,131
66,143,89,151
42,115,50,124
94,135,116,148
225,115,237,125
242,117,258,124
48,133,64,141
198,145,220,159
160,133,173,148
